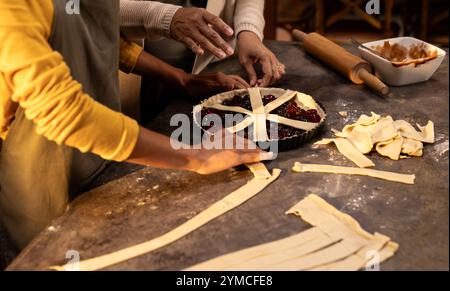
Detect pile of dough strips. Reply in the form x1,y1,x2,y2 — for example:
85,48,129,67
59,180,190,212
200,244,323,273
290,112,435,185
186,194,398,271
316,112,435,167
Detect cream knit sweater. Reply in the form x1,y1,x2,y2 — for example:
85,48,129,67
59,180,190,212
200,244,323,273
120,0,265,42
118,0,266,119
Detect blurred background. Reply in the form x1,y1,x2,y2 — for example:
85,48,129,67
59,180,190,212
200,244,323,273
263,0,449,46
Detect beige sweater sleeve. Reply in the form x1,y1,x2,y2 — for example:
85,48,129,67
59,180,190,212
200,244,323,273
120,0,181,40
234,0,266,41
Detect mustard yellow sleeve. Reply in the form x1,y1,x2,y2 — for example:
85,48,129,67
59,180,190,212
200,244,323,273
119,37,143,73
0,0,139,161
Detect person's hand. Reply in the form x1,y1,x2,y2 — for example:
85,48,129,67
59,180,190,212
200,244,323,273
182,72,250,97
238,31,286,87
170,8,235,59
191,130,274,175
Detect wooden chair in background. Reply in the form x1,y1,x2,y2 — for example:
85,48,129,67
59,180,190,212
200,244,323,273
314,0,395,39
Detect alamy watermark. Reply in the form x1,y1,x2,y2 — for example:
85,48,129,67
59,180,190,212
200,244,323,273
64,250,80,271
170,112,279,157
65,0,80,15
366,0,381,15
365,250,381,271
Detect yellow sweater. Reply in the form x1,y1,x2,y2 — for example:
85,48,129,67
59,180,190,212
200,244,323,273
0,0,142,161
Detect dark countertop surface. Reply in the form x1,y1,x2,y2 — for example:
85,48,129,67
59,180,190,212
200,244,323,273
8,41,449,271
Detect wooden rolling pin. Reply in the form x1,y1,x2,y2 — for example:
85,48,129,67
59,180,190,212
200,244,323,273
293,30,389,95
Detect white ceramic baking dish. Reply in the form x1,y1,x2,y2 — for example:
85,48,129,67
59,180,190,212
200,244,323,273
358,37,446,86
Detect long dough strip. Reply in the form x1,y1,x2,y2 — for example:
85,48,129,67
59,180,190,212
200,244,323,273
248,88,269,142
205,103,253,116
264,90,296,113
246,162,271,179
293,162,415,184
185,227,326,271
266,114,319,131
225,116,254,133
308,233,390,271
50,169,282,271
264,237,367,271
315,138,375,168
228,232,342,271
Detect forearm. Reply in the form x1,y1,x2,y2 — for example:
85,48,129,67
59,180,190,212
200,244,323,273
127,126,199,171
235,0,266,41
120,0,181,40
132,50,188,89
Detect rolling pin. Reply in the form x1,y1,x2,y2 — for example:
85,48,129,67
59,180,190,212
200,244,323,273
293,29,389,95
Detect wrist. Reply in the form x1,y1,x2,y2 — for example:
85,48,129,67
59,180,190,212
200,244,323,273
176,70,191,89
183,148,203,173
236,29,263,42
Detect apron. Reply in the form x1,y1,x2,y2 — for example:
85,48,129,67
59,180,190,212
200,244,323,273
140,0,207,125
0,0,122,249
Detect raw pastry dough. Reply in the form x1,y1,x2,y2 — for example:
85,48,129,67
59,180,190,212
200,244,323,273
316,112,434,165
315,138,375,168
186,194,398,271
375,136,404,160
371,116,398,144
293,162,415,184
401,138,423,157
338,111,348,118
246,162,271,179
394,120,435,143
334,112,380,138
347,125,373,154
50,168,281,271
248,88,269,141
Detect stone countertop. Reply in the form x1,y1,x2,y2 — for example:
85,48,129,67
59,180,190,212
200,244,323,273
7,41,449,271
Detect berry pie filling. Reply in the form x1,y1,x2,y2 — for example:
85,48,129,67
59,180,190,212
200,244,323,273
200,94,322,140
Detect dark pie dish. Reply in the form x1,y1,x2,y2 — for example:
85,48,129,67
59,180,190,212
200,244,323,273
193,88,327,152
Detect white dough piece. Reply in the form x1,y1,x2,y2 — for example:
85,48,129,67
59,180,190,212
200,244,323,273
401,138,424,157
206,103,253,116
335,112,381,138
293,162,415,184
50,169,282,271
371,116,398,144
266,114,318,131
263,90,296,113
347,124,373,154
315,138,375,168
308,233,390,271
248,88,269,142
339,111,348,118
375,136,404,160
394,120,435,143
246,162,271,179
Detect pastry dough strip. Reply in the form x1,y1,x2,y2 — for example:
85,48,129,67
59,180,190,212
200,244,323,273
293,162,415,184
266,114,319,131
248,88,269,141
264,90,297,113
185,227,326,271
309,233,391,271
186,195,398,271
246,162,271,179
315,138,375,168
50,169,282,271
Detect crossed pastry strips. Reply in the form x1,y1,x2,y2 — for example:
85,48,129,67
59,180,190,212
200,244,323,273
197,88,325,142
